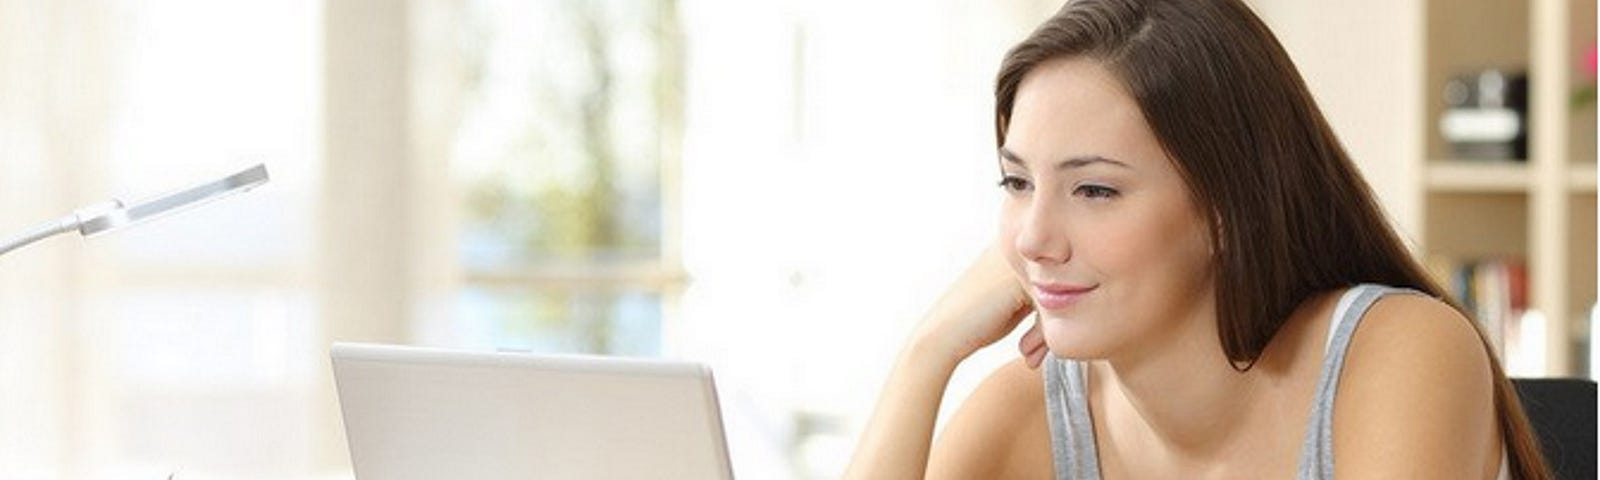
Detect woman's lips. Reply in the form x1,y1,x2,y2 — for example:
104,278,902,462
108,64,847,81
1032,283,1096,310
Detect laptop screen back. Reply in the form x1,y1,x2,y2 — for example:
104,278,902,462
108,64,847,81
331,343,734,479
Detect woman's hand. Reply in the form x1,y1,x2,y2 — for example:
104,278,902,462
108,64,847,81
911,243,1037,366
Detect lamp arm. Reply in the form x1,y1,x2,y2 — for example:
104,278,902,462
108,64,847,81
0,215,81,257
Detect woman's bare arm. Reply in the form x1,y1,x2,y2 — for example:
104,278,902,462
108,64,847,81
841,337,964,479
842,245,1034,479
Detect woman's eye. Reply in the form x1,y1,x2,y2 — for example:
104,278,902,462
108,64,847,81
1074,184,1120,199
997,175,1032,193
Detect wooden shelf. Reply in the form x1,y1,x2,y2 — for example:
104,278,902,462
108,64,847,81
1425,161,1595,193
1426,161,1530,192
1571,163,1597,192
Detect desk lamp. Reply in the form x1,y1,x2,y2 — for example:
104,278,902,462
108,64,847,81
0,163,269,257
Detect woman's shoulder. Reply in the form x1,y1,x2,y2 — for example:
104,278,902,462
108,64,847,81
1284,284,1481,364
1346,286,1487,370
1330,286,1502,477
1332,285,1493,400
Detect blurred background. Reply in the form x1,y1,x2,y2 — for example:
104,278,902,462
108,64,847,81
0,0,1591,478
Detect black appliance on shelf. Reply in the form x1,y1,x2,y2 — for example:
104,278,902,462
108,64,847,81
1439,69,1529,160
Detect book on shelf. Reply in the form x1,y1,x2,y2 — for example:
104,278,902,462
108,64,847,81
1425,256,1529,363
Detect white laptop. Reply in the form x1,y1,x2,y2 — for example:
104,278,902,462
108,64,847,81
331,342,734,479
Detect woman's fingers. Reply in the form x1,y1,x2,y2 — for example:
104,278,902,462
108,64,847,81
1026,345,1048,369
1017,318,1043,356
1018,318,1048,369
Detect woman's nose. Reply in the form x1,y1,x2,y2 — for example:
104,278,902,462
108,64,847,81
1013,201,1070,265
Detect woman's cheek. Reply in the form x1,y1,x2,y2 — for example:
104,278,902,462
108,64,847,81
997,204,1026,268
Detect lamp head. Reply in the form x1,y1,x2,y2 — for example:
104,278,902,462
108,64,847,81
78,163,270,237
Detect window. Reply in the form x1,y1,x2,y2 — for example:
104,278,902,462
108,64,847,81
432,0,684,356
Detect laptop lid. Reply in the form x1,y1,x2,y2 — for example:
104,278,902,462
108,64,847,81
331,342,734,479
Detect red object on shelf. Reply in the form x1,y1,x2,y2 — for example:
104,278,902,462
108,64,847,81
1584,43,1595,77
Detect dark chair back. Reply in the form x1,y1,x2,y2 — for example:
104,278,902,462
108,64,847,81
1512,378,1596,480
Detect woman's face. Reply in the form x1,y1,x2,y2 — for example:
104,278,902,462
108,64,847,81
998,57,1216,360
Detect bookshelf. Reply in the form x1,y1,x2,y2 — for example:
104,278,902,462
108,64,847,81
1420,0,1597,377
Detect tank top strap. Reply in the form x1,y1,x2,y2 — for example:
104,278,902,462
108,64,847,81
1043,354,1102,479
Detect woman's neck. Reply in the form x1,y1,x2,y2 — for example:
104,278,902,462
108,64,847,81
1095,292,1263,463
1094,289,1336,466
1094,288,1344,476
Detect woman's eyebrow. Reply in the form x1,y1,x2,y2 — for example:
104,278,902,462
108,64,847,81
998,147,1132,170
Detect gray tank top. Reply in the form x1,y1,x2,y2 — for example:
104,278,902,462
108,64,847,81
1042,284,1509,479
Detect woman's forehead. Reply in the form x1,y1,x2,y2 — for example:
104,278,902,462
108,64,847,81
1003,58,1162,170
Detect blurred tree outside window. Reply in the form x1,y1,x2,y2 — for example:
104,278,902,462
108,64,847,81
447,0,683,356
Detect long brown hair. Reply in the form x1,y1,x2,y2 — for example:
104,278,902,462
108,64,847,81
993,0,1550,478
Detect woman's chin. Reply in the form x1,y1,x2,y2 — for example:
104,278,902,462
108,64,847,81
1039,314,1115,360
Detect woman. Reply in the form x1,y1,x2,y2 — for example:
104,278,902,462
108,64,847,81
844,0,1550,478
